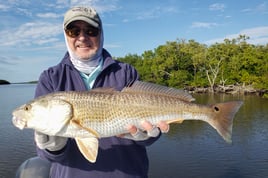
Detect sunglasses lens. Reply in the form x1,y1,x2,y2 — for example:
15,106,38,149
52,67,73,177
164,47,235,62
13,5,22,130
65,27,99,38
65,28,80,38
87,28,99,37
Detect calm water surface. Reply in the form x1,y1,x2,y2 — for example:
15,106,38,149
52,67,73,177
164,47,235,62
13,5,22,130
0,84,267,178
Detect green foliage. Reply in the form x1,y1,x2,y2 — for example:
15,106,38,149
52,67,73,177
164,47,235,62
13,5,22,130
117,35,268,90
263,93,268,99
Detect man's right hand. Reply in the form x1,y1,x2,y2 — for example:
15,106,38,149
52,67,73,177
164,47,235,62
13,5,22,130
34,131,68,151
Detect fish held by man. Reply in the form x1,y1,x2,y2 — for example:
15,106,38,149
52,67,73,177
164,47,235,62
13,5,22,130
12,81,243,163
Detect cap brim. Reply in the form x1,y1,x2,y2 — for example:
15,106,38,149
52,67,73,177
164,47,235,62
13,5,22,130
64,16,99,29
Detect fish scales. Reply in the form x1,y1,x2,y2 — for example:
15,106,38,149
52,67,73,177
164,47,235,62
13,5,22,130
12,81,243,163
54,90,211,137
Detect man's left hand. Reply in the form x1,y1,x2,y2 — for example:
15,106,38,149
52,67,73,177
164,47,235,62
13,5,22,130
120,121,170,141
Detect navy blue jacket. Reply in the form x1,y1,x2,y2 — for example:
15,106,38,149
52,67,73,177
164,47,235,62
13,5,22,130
35,49,161,178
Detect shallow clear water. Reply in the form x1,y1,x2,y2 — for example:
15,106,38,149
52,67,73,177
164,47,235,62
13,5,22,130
1,84,268,178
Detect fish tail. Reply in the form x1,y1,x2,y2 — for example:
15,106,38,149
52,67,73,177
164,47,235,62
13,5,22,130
208,101,243,143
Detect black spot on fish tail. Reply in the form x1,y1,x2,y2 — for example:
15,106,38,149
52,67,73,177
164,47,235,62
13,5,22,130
209,101,243,143
214,106,220,112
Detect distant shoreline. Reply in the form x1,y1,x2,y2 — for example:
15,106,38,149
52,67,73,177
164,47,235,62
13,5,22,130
0,80,10,85
0,80,37,85
185,84,268,98
1,79,267,98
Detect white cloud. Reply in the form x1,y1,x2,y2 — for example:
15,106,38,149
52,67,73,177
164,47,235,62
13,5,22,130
1,0,31,8
0,55,19,65
256,2,267,13
0,0,121,50
0,4,10,11
209,3,226,12
17,7,33,17
70,0,95,6
0,22,62,47
124,6,178,22
36,12,62,18
205,26,268,45
241,8,252,13
241,2,268,14
55,0,70,7
243,26,268,35
191,22,218,29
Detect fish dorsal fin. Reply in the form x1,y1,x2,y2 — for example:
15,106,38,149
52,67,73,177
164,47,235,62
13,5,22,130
122,81,195,102
75,137,99,163
90,88,117,93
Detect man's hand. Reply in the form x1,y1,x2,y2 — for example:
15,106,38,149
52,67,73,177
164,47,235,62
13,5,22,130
120,121,170,141
35,131,68,152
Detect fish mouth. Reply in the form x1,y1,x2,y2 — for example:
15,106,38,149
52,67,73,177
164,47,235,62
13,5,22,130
12,116,26,130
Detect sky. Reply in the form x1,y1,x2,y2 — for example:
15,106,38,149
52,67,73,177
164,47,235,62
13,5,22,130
0,0,268,83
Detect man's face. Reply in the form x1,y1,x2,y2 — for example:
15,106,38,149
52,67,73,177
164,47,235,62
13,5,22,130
65,20,100,60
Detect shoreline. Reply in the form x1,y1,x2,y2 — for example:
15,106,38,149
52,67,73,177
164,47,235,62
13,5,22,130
1,81,267,98
185,84,268,98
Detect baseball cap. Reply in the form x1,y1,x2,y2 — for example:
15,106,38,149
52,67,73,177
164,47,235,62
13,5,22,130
64,6,101,29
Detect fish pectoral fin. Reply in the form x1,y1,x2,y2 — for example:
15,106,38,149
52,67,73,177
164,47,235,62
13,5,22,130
75,137,99,163
166,119,184,124
71,120,100,138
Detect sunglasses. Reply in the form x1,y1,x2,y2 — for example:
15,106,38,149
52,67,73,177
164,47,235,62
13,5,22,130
65,26,99,38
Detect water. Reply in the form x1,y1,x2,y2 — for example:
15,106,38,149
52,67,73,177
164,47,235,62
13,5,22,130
148,94,268,178
0,84,36,178
1,85,268,178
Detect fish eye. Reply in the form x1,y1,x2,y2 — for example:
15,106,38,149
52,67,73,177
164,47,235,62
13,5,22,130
24,104,32,111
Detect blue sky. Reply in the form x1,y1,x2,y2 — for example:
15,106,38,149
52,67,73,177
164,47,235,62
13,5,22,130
0,0,268,83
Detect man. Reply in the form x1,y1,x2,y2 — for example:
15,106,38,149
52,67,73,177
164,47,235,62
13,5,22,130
34,6,169,178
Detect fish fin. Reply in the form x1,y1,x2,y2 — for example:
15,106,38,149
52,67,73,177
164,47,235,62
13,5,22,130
124,81,195,102
208,101,243,143
90,88,117,93
75,137,99,163
71,120,100,138
166,119,184,124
